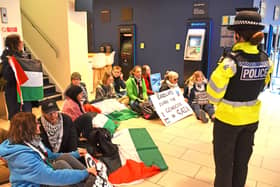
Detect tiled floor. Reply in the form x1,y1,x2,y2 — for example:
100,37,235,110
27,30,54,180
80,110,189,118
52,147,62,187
0,90,280,187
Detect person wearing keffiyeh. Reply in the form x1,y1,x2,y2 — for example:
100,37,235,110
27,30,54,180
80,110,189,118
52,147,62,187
0,112,97,186
38,99,78,153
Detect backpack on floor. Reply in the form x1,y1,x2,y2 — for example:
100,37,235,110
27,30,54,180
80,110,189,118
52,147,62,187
88,128,118,157
141,101,159,120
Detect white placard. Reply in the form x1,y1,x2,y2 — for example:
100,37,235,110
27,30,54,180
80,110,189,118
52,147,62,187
150,87,193,126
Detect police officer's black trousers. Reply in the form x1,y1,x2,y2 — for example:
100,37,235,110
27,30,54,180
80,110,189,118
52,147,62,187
213,119,258,187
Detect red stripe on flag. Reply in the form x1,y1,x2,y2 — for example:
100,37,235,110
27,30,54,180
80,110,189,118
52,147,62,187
8,56,28,104
108,159,161,185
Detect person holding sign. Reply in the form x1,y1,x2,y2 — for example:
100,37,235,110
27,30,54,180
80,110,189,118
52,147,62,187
0,112,97,187
126,65,148,114
207,8,273,187
184,71,215,123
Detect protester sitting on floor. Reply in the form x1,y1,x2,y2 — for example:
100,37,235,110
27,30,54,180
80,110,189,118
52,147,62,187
63,85,85,121
38,99,78,153
126,65,148,114
0,128,9,184
67,72,101,113
142,65,154,95
0,112,97,187
67,72,89,104
95,71,116,100
184,70,215,123
112,65,126,97
159,71,179,92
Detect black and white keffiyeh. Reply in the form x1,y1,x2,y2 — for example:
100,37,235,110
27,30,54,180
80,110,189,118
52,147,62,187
41,113,63,153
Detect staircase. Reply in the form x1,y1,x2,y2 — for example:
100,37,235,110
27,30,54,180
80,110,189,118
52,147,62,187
23,45,63,104
41,74,63,103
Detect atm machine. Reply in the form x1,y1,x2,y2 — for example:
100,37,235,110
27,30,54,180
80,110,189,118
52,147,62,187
118,24,136,80
184,19,212,81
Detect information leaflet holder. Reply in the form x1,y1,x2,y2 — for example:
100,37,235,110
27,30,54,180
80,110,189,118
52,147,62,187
184,19,212,81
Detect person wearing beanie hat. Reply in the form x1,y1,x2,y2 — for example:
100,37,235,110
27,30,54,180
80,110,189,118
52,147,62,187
62,85,85,121
207,8,273,187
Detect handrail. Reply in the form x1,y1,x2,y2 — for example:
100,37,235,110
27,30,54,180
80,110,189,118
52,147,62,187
20,8,59,58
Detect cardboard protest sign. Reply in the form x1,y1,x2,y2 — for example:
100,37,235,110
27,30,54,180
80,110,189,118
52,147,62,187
150,87,193,126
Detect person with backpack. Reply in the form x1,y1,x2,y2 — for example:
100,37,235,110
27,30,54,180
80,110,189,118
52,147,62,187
207,8,273,187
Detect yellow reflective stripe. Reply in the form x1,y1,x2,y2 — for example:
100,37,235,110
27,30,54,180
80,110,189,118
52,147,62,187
208,79,227,93
265,60,273,85
222,99,258,107
215,100,261,125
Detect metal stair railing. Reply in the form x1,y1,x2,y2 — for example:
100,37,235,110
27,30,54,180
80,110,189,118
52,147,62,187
21,8,59,58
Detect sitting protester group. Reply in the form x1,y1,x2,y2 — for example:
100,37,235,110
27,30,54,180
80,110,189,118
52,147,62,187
0,61,215,186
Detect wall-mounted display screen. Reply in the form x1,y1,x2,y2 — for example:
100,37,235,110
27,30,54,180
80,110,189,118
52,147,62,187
188,36,202,47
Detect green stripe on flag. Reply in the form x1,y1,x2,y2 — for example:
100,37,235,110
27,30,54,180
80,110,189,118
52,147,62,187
103,119,119,135
129,128,168,171
17,86,44,102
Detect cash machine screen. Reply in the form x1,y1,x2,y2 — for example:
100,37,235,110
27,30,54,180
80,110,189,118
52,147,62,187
189,36,202,47
184,29,205,61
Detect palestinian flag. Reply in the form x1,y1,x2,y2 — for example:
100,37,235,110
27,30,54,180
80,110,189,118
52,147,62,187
13,57,43,103
109,128,168,185
92,113,119,135
8,56,29,105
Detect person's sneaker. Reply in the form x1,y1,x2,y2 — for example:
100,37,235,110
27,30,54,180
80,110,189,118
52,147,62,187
199,110,209,123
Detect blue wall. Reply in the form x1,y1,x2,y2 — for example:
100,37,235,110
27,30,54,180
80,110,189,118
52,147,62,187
92,0,253,84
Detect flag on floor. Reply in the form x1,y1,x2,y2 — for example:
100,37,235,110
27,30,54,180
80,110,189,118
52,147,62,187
15,57,43,102
109,128,168,185
92,113,119,135
106,109,139,122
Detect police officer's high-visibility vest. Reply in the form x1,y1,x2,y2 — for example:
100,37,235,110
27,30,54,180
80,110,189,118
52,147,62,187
207,42,273,126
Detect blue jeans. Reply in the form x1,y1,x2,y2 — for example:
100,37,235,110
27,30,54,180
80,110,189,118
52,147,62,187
191,103,214,119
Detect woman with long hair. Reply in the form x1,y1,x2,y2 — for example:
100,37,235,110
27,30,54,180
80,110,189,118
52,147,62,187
0,112,97,186
126,65,148,114
95,71,116,100
62,85,85,121
1,34,32,119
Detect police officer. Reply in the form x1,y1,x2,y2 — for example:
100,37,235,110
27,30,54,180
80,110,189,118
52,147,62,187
207,8,273,187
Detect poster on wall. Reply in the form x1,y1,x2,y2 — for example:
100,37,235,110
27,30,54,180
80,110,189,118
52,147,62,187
274,5,280,21
150,87,193,126
192,1,208,18
259,0,266,19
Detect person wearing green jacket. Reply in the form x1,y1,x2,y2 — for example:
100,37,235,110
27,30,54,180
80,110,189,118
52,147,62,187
126,65,148,114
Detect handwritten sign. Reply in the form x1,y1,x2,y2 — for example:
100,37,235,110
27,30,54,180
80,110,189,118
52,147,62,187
150,87,193,126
